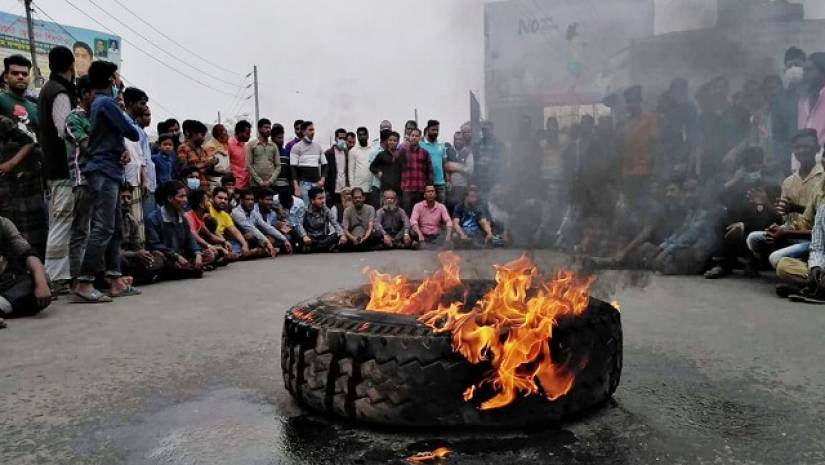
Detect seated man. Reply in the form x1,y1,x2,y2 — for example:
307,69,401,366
301,187,345,253
119,184,164,285
452,186,498,249
209,187,255,259
591,176,687,269
273,191,307,250
0,215,51,321
705,147,782,279
230,189,278,258
184,189,234,265
341,187,380,251
783,203,825,303
374,189,417,249
410,185,453,248
221,175,239,209
145,180,208,280
747,129,822,271
255,189,293,254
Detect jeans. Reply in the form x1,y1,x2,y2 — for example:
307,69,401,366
78,173,123,283
142,192,156,217
299,180,318,207
435,184,447,206
746,231,810,269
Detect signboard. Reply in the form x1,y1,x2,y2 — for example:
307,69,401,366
0,11,121,81
485,0,654,105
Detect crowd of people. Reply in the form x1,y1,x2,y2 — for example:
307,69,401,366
3,42,825,328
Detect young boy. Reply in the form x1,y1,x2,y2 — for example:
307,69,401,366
152,134,178,184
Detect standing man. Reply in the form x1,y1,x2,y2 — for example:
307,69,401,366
73,61,141,303
137,108,155,215
290,121,328,206
475,121,505,196
271,123,292,196
122,87,151,251
403,120,418,145
64,75,94,294
349,127,374,196
177,120,215,189
370,131,403,195
324,128,349,208
399,128,432,213
445,130,474,212
0,55,44,258
419,120,448,204
798,52,825,145
284,119,303,154
229,120,252,190
245,118,281,191
620,85,659,207
410,185,453,248
39,46,77,290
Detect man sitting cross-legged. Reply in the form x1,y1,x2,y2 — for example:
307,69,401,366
209,186,261,259
374,189,417,249
340,187,381,251
0,214,52,323
300,187,346,253
144,180,210,280
410,185,453,248
254,189,293,254
184,188,234,266
231,189,278,259
452,186,498,249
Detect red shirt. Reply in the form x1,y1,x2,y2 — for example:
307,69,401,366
229,136,249,189
184,210,205,235
400,145,433,193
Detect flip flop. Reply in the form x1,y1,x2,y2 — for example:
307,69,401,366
71,290,113,304
105,285,142,298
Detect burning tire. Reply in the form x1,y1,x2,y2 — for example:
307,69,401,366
281,282,622,426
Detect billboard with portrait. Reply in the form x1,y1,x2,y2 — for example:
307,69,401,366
0,11,121,83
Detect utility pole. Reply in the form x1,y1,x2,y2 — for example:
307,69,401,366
253,65,260,124
217,111,221,124
23,0,42,85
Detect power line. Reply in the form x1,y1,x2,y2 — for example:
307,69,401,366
60,0,239,98
109,0,245,79
83,0,241,88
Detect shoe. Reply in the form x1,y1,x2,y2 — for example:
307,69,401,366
704,265,729,279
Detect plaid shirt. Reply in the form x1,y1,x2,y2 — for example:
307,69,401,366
810,204,825,269
400,145,432,193
177,142,213,187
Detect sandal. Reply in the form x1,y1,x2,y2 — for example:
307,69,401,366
71,289,113,304
105,285,142,298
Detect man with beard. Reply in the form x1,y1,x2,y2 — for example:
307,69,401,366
209,187,253,259
445,130,474,213
245,118,280,191
419,120,448,205
145,181,207,280
349,127,374,197
340,187,378,251
374,189,416,249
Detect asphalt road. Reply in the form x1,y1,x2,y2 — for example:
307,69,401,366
1,250,823,465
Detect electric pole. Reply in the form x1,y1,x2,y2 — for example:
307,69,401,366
23,0,42,85
217,111,221,124
253,65,260,124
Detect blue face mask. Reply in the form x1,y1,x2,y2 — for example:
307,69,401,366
111,84,119,99
304,136,313,143
336,139,347,150
187,178,201,190
746,171,762,183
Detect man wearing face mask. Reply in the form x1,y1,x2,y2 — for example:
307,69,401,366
324,128,349,209
705,147,782,279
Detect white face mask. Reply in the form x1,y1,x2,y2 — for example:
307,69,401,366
783,66,804,88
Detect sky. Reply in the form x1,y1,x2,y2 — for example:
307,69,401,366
17,0,825,140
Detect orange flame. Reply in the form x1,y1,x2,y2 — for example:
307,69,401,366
366,253,595,409
407,447,451,463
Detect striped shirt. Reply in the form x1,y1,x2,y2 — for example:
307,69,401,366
289,139,327,182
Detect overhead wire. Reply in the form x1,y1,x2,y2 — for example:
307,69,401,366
108,0,245,78
60,0,240,98
83,0,242,88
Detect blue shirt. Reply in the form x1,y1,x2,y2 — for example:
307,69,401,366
453,202,489,235
152,150,178,184
419,139,446,186
84,92,141,182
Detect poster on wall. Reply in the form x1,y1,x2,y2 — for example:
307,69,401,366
0,10,121,84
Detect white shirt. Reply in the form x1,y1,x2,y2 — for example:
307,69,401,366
348,144,374,191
